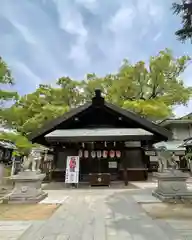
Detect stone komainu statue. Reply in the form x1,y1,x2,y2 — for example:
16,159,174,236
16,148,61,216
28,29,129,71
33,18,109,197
156,147,178,172
22,148,42,172
22,155,32,171
156,146,167,172
157,152,165,172
167,152,179,170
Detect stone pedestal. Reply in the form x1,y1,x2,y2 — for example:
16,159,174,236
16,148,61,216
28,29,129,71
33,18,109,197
152,170,192,202
5,170,47,203
0,163,4,186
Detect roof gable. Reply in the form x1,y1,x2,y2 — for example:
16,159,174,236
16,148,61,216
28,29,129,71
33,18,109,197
28,102,92,141
159,119,192,127
29,90,172,142
104,102,171,139
179,112,192,120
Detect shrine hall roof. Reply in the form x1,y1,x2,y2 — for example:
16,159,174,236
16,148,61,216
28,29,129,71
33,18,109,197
28,89,172,143
45,128,154,142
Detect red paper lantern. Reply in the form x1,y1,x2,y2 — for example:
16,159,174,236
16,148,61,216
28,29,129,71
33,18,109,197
116,150,121,158
91,151,96,158
109,150,115,158
102,150,108,158
78,150,83,158
84,150,89,158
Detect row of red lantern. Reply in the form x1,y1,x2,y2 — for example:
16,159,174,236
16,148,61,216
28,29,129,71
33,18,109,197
78,150,121,158
81,142,117,148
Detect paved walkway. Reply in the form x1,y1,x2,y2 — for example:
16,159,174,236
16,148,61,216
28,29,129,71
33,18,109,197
0,221,32,240
16,188,191,240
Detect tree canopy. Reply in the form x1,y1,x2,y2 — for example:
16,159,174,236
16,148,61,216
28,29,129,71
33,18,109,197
1,49,192,137
0,131,34,155
0,57,18,106
0,57,28,154
172,0,192,42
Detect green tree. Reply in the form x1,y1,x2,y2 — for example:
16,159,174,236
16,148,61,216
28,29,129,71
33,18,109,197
81,50,191,121
56,77,84,107
172,0,192,42
0,57,18,107
1,79,80,135
0,132,34,154
1,49,191,135
109,49,191,119
81,73,114,101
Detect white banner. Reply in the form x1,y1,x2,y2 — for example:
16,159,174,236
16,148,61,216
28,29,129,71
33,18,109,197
65,156,80,184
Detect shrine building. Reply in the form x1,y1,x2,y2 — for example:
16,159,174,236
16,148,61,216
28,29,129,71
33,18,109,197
29,89,172,185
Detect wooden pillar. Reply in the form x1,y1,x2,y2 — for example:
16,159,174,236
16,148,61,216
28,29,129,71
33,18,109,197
123,168,128,186
122,148,128,186
52,147,58,181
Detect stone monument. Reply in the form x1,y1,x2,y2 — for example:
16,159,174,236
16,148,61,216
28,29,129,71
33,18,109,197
4,148,47,203
152,144,192,202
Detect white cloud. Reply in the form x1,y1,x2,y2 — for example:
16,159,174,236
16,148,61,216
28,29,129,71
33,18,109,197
148,4,164,23
75,0,98,11
0,0,191,116
75,0,96,4
11,21,37,45
108,7,135,33
183,63,192,86
136,0,164,22
55,2,87,37
174,100,192,117
11,61,42,86
69,37,90,69
153,32,162,41
132,0,165,38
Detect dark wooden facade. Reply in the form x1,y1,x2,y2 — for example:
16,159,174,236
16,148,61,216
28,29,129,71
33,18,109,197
50,141,149,182
0,140,16,165
29,89,172,183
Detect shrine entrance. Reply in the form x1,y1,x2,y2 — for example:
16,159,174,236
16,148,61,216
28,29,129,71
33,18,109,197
78,142,122,183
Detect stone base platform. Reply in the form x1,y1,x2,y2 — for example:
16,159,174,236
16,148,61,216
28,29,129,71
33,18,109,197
152,190,192,203
152,170,192,203
4,170,47,204
4,192,48,204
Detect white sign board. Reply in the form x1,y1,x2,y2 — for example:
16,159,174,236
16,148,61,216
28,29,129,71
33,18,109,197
108,161,117,168
145,151,156,156
65,156,80,184
125,141,141,147
175,151,185,156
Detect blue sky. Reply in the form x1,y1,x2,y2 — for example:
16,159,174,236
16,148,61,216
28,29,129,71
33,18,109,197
0,0,191,117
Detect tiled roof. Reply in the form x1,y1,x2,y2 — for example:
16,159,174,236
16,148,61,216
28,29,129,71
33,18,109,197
0,140,17,149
